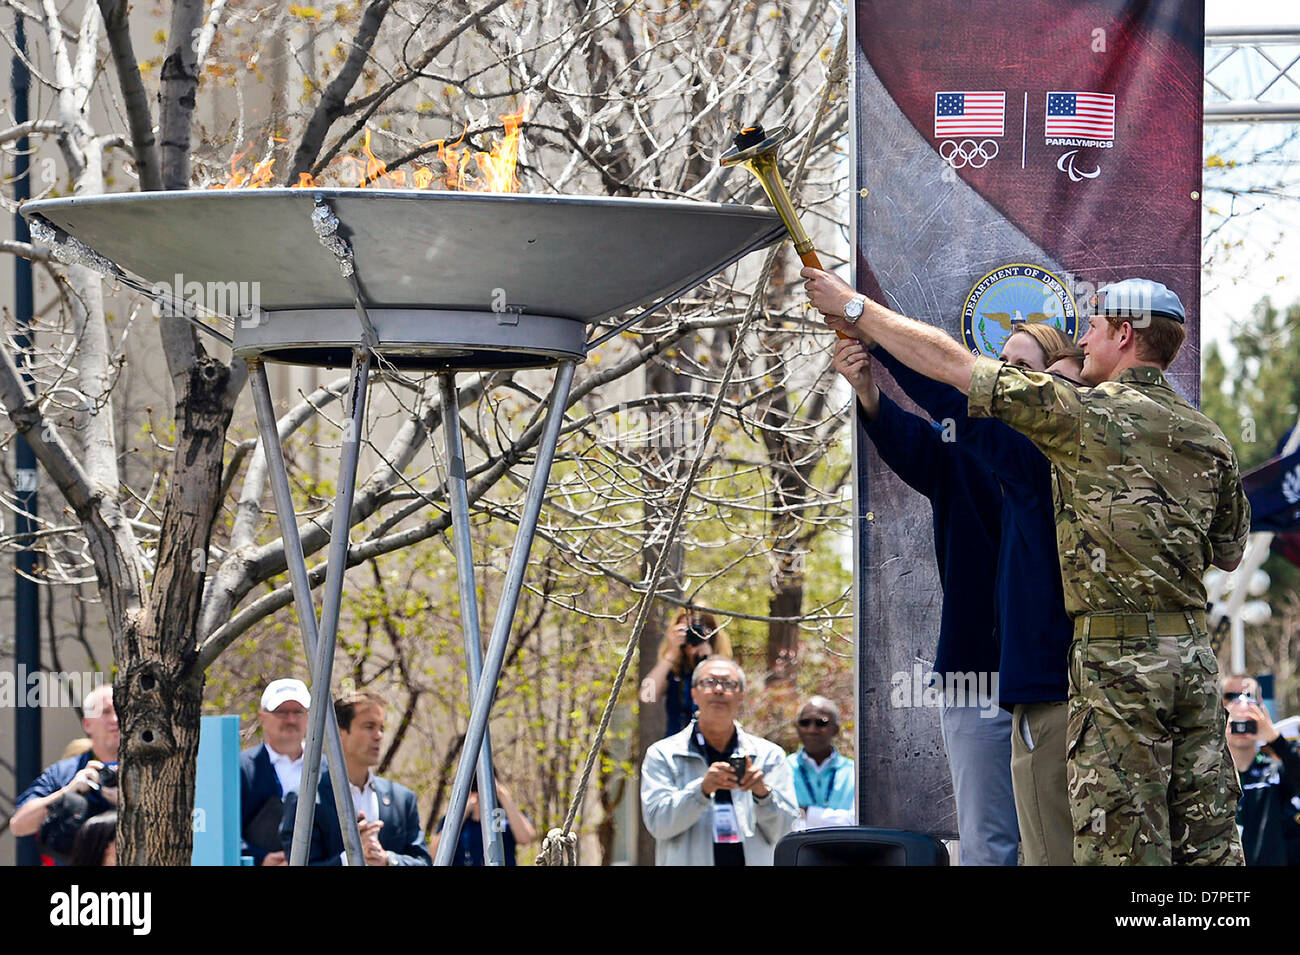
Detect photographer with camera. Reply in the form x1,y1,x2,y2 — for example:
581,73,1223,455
639,609,733,737
640,658,797,865
1223,675,1300,866
10,685,118,865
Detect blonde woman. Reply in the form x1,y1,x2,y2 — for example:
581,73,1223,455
639,609,732,738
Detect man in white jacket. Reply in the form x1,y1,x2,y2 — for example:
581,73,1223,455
640,658,798,865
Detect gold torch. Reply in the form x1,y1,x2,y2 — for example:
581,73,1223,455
720,123,848,339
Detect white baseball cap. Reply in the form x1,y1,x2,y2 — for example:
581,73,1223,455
260,678,310,712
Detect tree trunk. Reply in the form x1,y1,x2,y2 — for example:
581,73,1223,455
118,356,234,864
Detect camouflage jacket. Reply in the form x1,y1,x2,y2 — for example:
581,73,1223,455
968,358,1249,617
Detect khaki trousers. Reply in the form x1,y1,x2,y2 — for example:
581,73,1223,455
1010,701,1073,866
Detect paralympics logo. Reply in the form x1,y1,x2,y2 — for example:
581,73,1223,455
940,139,999,169
961,264,1078,358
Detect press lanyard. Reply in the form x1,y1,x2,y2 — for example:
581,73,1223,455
797,755,836,808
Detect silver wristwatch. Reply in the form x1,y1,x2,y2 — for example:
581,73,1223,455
843,294,866,322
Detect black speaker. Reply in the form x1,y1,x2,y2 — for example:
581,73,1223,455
774,827,949,866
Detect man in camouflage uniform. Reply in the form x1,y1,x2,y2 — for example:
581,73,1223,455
802,269,1250,865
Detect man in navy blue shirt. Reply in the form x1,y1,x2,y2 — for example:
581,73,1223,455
11,685,118,861
841,337,1016,865
835,317,1084,866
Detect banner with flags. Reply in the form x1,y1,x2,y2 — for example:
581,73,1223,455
851,1,1204,835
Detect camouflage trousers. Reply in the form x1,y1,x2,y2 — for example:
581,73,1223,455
1067,612,1244,866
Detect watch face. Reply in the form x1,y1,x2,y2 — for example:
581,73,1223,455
844,296,864,320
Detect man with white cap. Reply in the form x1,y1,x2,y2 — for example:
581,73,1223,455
240,678,311,865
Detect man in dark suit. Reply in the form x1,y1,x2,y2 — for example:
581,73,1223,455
240,678,311,866
281,690,430,866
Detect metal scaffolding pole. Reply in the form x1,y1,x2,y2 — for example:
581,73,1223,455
437,374,504,866
1204,25,1300,123
247,360,365,866
435,359,576,866
290,349,373,866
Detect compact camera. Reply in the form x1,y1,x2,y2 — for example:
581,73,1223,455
728,753,749,783
685,623,711,646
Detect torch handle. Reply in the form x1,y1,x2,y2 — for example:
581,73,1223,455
797,249,849,340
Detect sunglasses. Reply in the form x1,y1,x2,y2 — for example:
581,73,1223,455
1223,692,1256,704
798,716,832,728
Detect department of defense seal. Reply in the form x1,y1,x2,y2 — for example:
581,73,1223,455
961,264,1078,358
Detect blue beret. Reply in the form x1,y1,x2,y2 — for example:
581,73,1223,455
1094,278,1185,324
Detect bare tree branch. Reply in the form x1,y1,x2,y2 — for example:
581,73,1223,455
97,0,163,192
158,0,203,190
300,0,510,180
0,118,62,145
287,0,395,183
0,238,50,261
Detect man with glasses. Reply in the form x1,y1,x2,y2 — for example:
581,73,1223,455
804,268,1250,866
641,658,798,865
240,678,312,866
786,697,855,829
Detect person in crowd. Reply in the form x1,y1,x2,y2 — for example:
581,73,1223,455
61,738,93,760
786,696,854,829
240,678,311,866
431,778,536,866
281,690,430,865
1223,675,1300,866
641,658,797,865
640,609,733,737
10,685,118,863
68,811,117,867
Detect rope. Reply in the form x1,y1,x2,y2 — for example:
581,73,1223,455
537,25,849,865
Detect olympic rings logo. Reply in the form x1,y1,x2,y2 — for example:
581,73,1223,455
939,139,999,169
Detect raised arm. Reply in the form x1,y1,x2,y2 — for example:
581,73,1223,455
803,268,977,392
833,337,949,499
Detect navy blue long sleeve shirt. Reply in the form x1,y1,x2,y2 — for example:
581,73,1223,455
859,387,1002,677
873,347,1071,705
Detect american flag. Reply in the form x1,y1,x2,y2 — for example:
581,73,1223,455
934,91,1006,137
1045,91,1116,139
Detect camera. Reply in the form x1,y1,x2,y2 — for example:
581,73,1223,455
685,623,710,646
728,753,749,782
96,764,119,790
1229,719,1258,736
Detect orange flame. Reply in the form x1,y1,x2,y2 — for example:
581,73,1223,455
359,128,388,186
434,130,470,190
210,102,528,191
248,156,276,188
474,101,529,193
